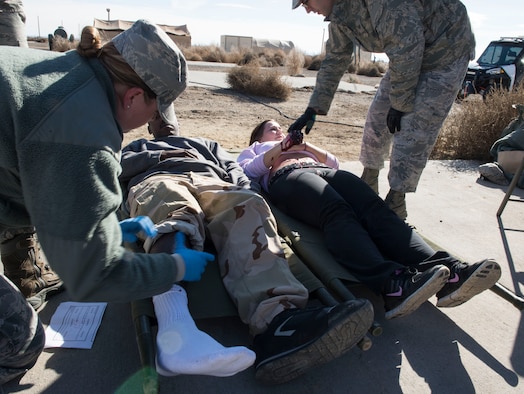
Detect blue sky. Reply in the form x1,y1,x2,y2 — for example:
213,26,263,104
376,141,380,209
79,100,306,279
22,0,524,59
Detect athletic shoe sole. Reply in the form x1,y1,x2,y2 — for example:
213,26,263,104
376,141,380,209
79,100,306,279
437,259,501,308
255,299,374,385
385,266,449,320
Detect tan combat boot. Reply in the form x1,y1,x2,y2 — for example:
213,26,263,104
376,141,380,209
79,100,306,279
385,189,407,220
1,231,64,310
361,168,380,194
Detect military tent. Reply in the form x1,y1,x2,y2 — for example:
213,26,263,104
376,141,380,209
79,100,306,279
93,18,191,48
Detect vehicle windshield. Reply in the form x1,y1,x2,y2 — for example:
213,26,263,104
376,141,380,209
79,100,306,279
477,42,524,66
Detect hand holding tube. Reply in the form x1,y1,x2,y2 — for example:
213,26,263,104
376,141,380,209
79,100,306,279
174,232,215,281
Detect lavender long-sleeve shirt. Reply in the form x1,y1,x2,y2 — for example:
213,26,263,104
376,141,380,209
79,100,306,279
237,141,339,192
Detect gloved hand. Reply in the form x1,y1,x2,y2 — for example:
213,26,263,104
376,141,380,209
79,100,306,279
280,129,304,151
119,216,158,243
174,232,215,281
288,107,317,135
386,107,405,134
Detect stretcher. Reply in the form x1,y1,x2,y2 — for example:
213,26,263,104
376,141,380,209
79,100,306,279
128,202,383,394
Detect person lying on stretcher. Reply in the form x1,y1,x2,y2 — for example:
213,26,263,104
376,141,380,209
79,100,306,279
116,113,374,385
237,119,501,320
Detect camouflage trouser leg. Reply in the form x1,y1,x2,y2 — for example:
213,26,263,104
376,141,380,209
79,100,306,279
0,274,44,385
360,54,470,192
0,0,28,47
127,174,308,336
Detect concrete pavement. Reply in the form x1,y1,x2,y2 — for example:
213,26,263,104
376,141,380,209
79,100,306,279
3,66,523,394
186,61,378,94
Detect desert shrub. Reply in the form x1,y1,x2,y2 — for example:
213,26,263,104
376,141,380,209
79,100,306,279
375,61,388,74
347,62,357,74
286,49,305,76
181,45,318,71
356,62,384,77
303,55,314,69
182,45,229,63
226,63,291,100
257,48,286,67
50,36,76,52
222,49,245,64
432,84,524,160
237,51,258,66
307,54,324,71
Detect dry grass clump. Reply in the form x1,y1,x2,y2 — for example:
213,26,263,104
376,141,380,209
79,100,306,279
182,44,318,71
50,36,76,52
306,54,325,71
432,85,524,161
356,61,387,77
182,45,231,63
286,49,305,76
226,63,292,100
236,48,287,68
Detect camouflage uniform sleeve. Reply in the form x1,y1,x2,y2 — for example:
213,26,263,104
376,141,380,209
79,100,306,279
309,22,354,115
377,1,425,113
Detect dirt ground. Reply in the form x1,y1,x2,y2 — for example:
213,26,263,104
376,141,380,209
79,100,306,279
123,65,379,161
27,40,378,161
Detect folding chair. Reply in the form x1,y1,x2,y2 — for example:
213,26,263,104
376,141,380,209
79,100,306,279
496,154,524,217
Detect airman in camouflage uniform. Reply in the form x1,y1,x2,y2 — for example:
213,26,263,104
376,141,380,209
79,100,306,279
0,275,45,386
0,0,27,47
290,0,475,219
0,2,46,387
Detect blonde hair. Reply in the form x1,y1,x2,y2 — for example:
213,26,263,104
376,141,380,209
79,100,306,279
76,26,155,101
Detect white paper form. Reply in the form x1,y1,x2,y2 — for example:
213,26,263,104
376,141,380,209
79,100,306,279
44,302,107,349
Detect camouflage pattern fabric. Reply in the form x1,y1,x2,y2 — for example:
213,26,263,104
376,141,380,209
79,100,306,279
308,0,474,192
112,19,187,126
360,54,470,192
0,226,35,243
0,1,43,386
0,0,27,48
309,0,475,114
127,173,308,336
0,274,44,385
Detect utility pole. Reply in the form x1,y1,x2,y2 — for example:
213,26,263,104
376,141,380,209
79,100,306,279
321,28,325,55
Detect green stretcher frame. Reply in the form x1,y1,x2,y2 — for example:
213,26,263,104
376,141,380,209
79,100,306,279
129,198,523,393
128,202,385,393
129,191,523,393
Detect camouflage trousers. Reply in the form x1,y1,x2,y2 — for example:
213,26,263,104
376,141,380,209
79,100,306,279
0,0,27,47
0,274,44,385
359,54,470,192
127,173,308,336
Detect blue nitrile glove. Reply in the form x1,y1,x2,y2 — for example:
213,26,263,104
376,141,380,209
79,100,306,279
119,216,158,243
288,107,317,135
386,107,405,134
174,232,215,281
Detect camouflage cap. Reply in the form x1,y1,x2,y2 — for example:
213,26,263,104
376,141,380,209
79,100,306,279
292,0,302,9
112,19,187,125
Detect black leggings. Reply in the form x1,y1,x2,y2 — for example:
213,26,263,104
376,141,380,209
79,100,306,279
268,167,436,292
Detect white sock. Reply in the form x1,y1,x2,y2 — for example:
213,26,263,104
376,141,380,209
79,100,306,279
152,284,255,377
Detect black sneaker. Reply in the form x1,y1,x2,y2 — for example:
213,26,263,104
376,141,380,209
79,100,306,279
383,265,449,319
436,259,501,307
253,299,374,385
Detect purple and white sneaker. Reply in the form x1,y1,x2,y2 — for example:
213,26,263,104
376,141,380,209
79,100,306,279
383,265,450,319
436,259,501,307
